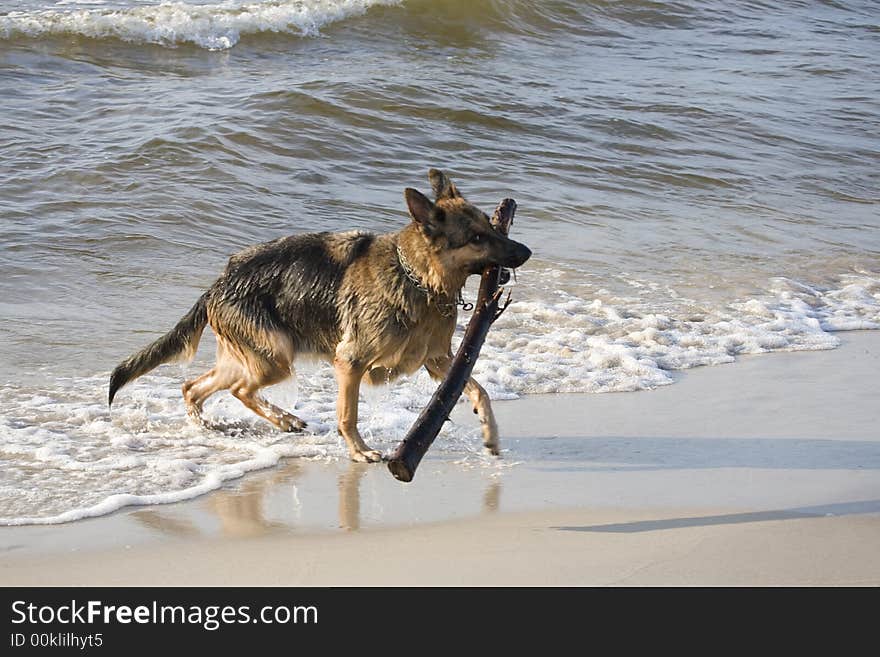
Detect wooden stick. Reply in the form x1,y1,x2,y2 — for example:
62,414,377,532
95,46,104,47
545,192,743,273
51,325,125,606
387,198,517,482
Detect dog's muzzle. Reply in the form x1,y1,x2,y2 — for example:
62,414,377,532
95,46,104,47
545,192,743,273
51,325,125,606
498,241,531,283
503,241,532,269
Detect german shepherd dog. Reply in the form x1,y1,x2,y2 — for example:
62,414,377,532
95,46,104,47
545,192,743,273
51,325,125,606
108,169,531,462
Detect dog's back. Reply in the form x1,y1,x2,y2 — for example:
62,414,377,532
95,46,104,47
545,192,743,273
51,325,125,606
211,230,377,357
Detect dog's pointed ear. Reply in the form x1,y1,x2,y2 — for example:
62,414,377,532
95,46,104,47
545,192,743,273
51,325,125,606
405,187,435,226
428,168,461,200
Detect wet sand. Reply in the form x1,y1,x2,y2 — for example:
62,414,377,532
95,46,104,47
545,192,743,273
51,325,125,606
2,332,878,586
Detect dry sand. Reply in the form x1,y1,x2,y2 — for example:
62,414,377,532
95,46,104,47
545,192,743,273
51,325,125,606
2,332,879,586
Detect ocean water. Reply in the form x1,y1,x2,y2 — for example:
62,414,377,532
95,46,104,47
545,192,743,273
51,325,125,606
1,0,878,524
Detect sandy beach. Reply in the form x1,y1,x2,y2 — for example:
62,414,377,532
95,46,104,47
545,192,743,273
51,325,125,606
2,331,878,586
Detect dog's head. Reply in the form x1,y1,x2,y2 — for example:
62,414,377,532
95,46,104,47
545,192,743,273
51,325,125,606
404,169,532,276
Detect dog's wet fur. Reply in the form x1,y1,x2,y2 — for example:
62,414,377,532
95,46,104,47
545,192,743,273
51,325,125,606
109,169,531,462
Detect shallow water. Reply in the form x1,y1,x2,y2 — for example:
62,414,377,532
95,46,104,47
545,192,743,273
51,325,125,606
1,0,878,523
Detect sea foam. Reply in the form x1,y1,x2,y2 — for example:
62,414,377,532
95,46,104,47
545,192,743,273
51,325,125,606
0,0,400,50
470,271,879,397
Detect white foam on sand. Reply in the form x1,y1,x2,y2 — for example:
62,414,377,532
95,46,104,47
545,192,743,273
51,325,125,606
472,270,880,397
0,0,400,50
0,368,469,525
1,268,878,525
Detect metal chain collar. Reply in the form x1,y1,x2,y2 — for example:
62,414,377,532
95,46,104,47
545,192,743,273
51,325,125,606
396,244,472,317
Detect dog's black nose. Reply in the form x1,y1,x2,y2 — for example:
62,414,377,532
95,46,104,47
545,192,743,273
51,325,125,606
505,241,531,268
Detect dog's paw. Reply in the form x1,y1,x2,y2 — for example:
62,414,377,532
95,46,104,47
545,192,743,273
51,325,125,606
280,415,307,432
350,449,384,463
187,410,221,431
483,443,500,457
184,405,206,425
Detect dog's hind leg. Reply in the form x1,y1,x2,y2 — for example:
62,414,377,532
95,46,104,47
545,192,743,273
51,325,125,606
230,381,307,433
425,356,500,456
333,352,382,463
182,368,217,425
182,335,305,432
182,365,241,427
226,347,306,433
181,338,240,426
210,302,306,432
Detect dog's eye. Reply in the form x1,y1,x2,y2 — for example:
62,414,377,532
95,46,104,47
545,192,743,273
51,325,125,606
470,234,484,245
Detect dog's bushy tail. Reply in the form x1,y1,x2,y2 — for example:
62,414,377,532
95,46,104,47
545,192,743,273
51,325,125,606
109,292,210,406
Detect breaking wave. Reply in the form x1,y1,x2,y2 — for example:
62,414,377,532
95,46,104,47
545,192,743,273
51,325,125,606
0,0,401,50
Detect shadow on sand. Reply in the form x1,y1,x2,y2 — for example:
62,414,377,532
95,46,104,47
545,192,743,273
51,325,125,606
555,499,880,533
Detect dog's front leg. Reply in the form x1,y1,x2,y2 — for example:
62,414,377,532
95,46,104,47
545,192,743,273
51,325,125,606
333,354,383,463
425,356,500,456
